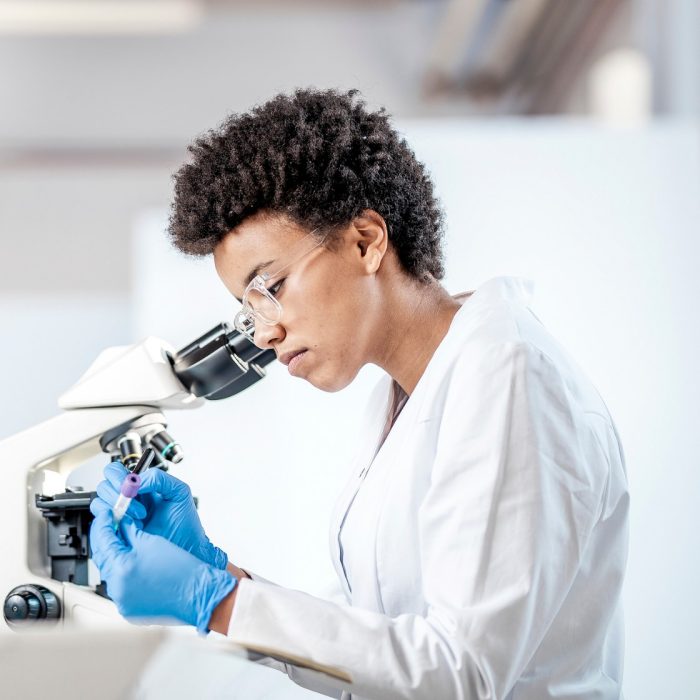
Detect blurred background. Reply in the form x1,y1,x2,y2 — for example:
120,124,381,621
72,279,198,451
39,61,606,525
1,1,698,698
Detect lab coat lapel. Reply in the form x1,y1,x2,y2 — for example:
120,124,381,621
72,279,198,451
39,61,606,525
329,375,393,599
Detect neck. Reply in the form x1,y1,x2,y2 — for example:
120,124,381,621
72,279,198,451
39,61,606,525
371,279,462,395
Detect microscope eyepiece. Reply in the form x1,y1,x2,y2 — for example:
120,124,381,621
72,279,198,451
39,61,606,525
171,323,276,400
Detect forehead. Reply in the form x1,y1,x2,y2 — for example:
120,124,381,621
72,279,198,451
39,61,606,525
213,214,308,296
216,213,307,261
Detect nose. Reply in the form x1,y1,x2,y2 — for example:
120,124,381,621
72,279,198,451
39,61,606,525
252,320,285,351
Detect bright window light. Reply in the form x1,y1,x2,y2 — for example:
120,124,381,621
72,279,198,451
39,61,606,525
589,48,653,126
0,0,203,35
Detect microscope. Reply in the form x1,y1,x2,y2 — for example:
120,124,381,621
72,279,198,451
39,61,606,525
0,323,274,633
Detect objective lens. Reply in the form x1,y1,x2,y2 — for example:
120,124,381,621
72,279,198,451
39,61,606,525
149,430,183,464
117,431,142,472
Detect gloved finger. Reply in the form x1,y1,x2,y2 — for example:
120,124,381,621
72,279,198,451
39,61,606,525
95,480,117,505
90,496,111,518
89,510,130,567
89,496,145,529
95,480,147,520
138,467,190,502
104,461,129,491
120,518,150,549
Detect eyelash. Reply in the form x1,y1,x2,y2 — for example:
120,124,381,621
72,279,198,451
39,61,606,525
267,278,285,297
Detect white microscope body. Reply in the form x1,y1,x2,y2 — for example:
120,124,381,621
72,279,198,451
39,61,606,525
0,324,273,634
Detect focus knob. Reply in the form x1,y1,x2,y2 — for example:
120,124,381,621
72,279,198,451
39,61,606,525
3,585,60,628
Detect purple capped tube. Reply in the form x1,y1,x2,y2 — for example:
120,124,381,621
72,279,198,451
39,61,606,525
112,473,141,530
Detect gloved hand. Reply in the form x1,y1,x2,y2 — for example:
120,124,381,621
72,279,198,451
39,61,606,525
89,509,237,634
91,461,228,570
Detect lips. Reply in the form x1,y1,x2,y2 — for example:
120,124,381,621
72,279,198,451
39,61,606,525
279,349,307,366
287,350,308,376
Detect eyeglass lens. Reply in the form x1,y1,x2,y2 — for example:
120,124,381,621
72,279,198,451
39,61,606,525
245,287,280,324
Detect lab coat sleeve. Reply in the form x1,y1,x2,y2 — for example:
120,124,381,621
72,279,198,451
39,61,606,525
235,570,289,675
226,341,605,699
234,570,344,698
244,570,276,586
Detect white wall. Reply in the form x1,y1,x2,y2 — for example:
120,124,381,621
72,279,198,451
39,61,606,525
0,295,131,440
0,168,172,294
132,120,700,699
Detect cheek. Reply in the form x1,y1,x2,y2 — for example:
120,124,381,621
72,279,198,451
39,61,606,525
298,266,360,335
312,311,368,391
310,282,362,348
286,263,369,387
297,308,361,390
306,308,356,369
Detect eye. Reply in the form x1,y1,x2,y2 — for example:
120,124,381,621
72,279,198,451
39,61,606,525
267,278,285,297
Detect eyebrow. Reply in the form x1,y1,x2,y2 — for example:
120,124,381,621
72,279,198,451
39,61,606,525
233,259,276,303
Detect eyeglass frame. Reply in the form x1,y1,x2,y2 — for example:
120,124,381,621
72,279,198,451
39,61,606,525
233,228,328,340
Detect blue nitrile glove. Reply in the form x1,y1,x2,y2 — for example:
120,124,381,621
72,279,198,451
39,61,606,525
91,461,228,570
89,509,236,634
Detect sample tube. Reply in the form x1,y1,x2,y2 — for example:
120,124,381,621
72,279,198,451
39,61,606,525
112,473,141,531
132,447,156,475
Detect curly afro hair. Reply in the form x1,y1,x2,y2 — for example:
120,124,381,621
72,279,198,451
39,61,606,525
168,87,446,282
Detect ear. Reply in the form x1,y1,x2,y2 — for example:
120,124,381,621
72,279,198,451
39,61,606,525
351,210,388,275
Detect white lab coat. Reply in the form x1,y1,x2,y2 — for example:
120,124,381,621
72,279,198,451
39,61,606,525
227,276,629,700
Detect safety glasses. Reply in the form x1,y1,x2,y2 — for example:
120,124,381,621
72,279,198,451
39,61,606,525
234,229,327,341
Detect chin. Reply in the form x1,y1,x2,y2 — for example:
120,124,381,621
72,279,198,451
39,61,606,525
307,365,358,393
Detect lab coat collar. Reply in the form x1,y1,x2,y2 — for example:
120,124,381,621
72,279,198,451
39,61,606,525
457,275,535,310
409,275,535,402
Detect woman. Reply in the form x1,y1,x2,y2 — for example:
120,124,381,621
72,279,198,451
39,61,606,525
90,88,629,699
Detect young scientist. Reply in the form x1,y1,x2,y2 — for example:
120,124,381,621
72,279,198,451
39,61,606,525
90,88,630,700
